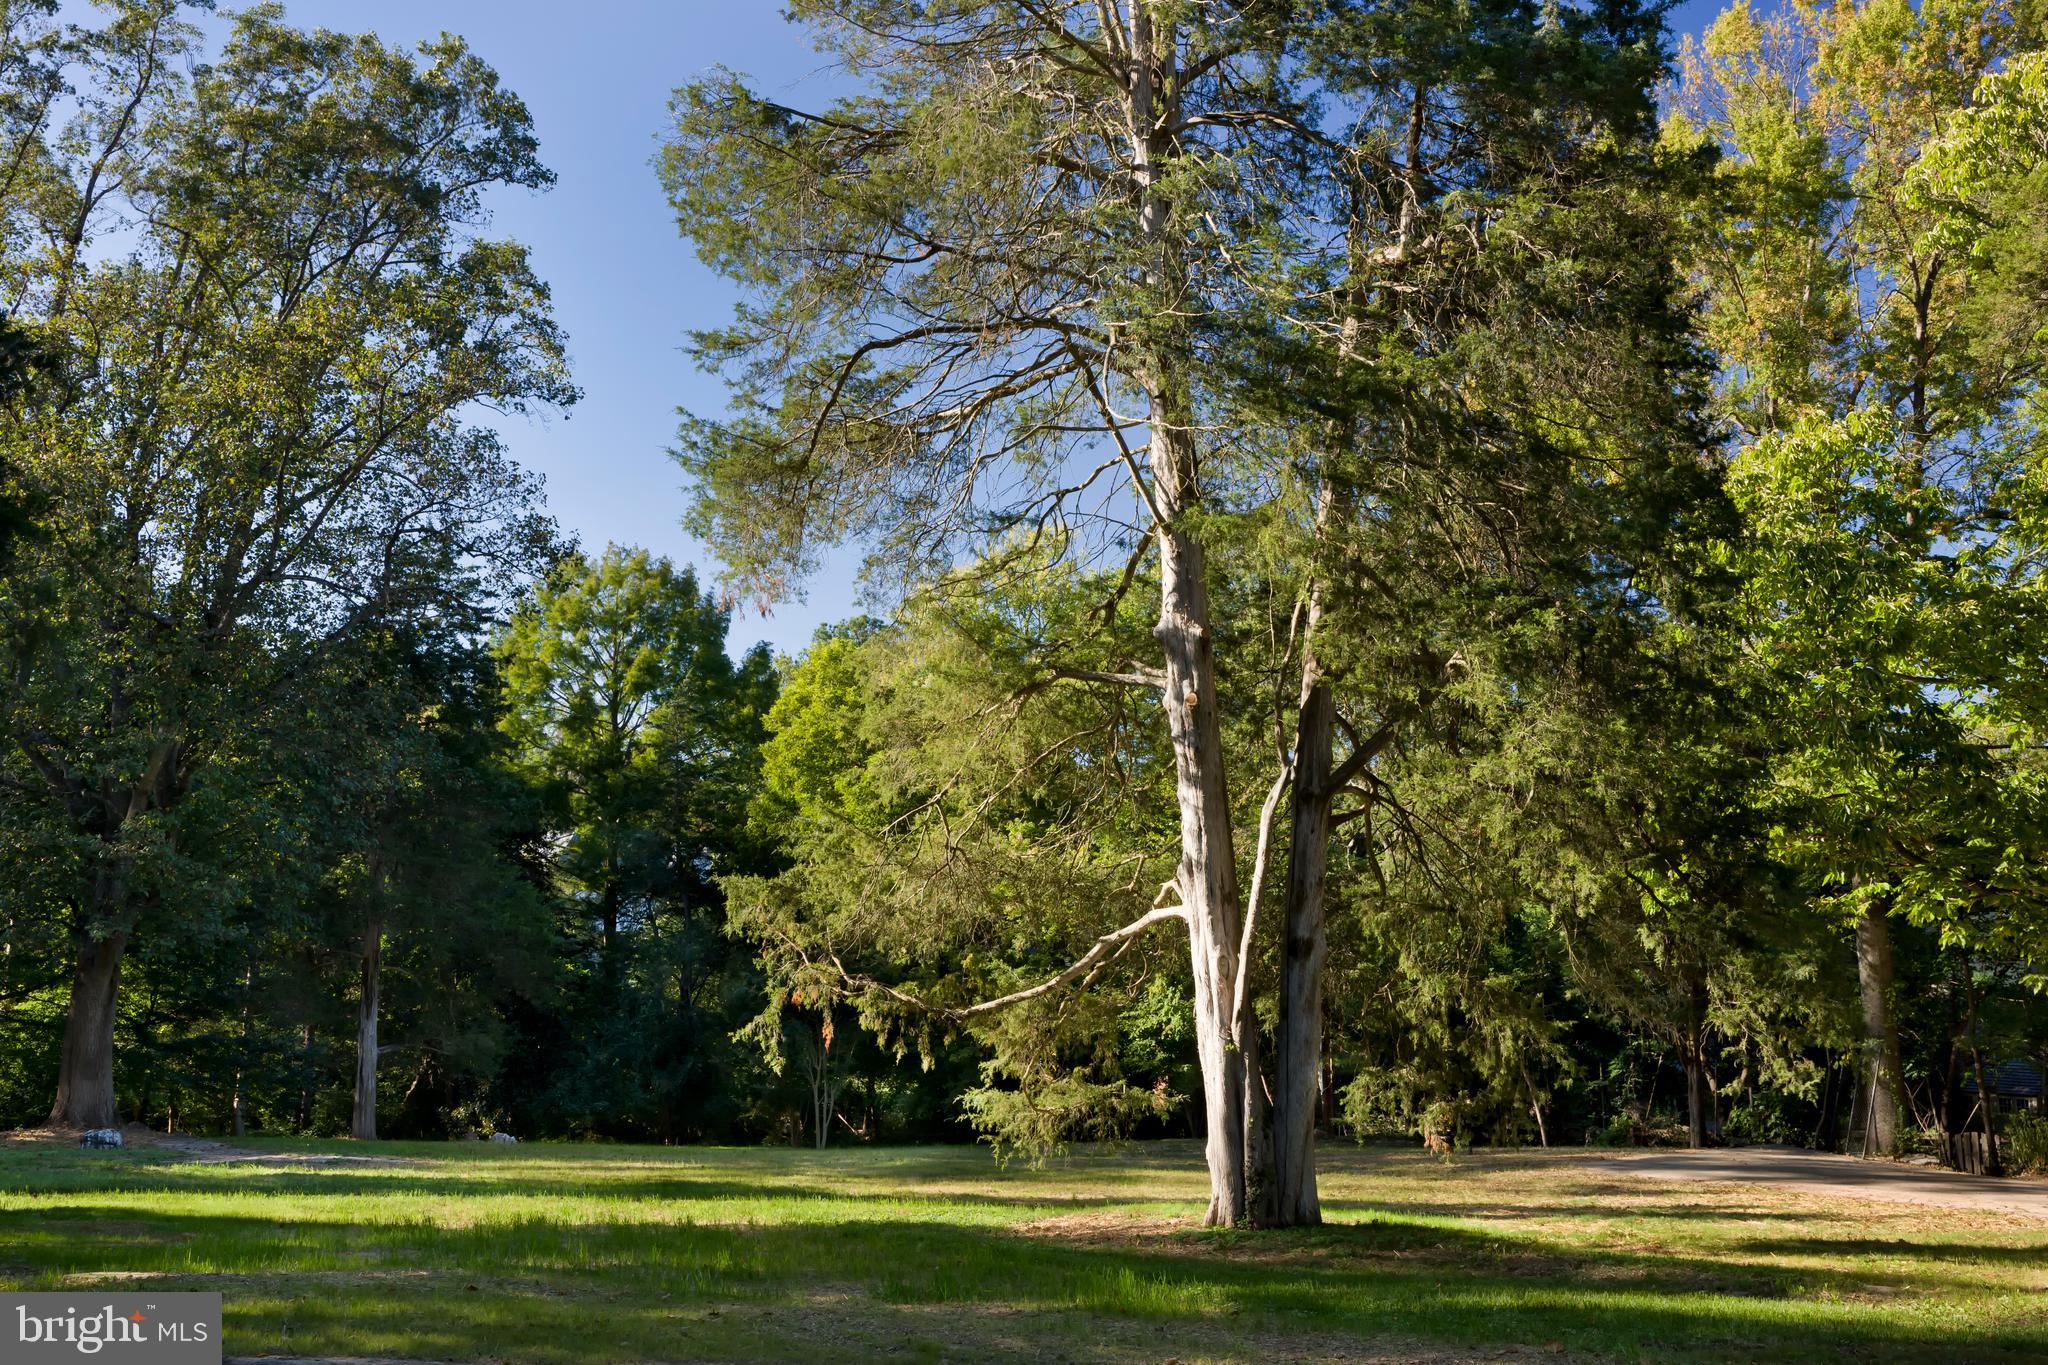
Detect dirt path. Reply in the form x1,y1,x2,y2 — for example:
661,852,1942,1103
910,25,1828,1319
1611,1144,2048,1220
4,1123,416,1167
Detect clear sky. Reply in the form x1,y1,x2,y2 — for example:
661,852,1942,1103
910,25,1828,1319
203,1,1728,660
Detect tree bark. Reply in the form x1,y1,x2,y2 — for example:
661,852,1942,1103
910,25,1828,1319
1124,2,1249,1229
1854,903,1904,1156
1684,974,1711,1149
1155,504,1250,1226
294,1020,314,1134
1269,678,1334,1226
1684,1051,1710,1149
47,929,127,1129
351,915,382,1141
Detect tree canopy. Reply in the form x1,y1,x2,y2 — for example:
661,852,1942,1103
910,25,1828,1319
0,0,2043,1215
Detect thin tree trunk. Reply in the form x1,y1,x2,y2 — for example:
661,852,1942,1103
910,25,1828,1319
48,928,126,1129
1855,902,1904,1156
1939,979,1969,1138
1965,966,2002,1176
231,956,256,1138
1684,974,1711,1149
351,915,382,1141
1522,1059,1549,1148
294,1020,314,1134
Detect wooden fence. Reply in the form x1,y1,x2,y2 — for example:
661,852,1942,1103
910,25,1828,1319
1940,1130,2002,1176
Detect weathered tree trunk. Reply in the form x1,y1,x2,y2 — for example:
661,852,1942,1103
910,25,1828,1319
1149,409,1249,1223
351,915,382,1141
1155,505,1250,1226
1269,678,1334,1226
1122,2,1250,1228
1854,903,1904,1156
48,928,127,1129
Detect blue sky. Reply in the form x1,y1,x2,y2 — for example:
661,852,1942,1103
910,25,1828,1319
219,1,1727,659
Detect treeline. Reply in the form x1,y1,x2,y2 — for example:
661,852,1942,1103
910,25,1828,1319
2,0,2047,1213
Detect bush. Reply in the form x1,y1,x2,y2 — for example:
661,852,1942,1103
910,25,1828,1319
2007,1113,2048,1175
1724,1094,1801,1146
1590,1115,1636,1147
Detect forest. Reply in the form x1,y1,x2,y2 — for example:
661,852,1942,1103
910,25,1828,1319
2,0,2047,1240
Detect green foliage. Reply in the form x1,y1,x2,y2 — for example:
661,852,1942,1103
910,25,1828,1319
1,0,2045,1166
2008,1112,2048,1175
491,544,781,1140
723,551,1193,1156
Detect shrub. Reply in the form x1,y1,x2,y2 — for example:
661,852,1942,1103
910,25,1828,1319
2006,1113,2048,1175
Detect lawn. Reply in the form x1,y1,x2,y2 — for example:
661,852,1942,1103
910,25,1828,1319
0,1138,2043,1363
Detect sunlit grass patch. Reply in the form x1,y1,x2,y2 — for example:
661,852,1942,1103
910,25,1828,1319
0,1139,2042,1362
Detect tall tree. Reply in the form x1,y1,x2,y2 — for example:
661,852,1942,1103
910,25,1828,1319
664,0,1711,1222
325,638,549,1142
664,1,1312,1225
1669,0,2048,1156
497,547,745,972
0,2,569,1128
494,545,776,1138
1229,0,1700,1222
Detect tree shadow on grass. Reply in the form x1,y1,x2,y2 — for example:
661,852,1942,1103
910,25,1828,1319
1319,1196,1828,1223
5,1199,2045,1364
1728,1236,2048,1265
0,1162,1168,1209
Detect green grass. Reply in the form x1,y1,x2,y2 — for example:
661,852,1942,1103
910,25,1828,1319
0,1138,2043,1362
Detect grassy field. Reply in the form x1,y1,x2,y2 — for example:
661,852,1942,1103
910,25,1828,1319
0,1138,2043,1363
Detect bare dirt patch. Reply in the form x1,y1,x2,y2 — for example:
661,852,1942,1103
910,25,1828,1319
1013,1208,1200,1246
2,1123,416,1167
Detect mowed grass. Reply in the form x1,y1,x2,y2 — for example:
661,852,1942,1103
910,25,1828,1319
0,1139,2043,1362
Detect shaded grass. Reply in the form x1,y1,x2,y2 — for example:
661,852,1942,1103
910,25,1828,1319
0,1139,2043,1362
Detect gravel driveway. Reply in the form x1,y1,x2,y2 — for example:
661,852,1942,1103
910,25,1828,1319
1612,1144,2048,1220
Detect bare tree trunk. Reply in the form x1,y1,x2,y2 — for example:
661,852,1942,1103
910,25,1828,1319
1855,903,1904,1156
812,1027,830,1151
48,928,126,1129
1155,506,1249,1226
1523,1060,1549,1148
351,915,382,1141
1269,678,1334,1226
1684,1051,1709,1149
